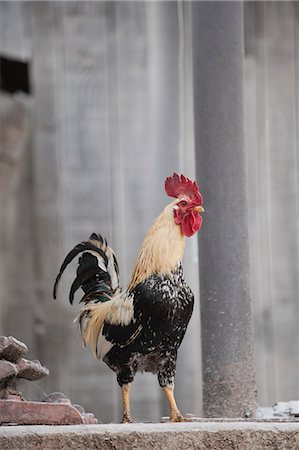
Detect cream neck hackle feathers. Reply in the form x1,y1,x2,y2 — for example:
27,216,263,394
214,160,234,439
127,201,185,291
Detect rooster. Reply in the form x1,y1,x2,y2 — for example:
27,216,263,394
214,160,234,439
53,173,204,423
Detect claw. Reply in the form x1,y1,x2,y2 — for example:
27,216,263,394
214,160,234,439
170,411,184,422
121,413,135,424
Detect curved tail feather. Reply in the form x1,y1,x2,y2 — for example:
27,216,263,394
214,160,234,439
69,265,103,305
53,233,120,305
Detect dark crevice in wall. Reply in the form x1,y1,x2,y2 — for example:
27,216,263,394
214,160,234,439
0,55,31,95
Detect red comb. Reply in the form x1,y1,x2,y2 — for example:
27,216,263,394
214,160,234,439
165,173,202,205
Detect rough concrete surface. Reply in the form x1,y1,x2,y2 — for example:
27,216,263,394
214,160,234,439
0,421,299,450
192,1,258,419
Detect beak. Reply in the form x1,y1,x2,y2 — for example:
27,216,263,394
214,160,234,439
193,205,204,213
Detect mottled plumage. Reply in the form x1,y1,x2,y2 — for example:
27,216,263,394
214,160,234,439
103,264,194,387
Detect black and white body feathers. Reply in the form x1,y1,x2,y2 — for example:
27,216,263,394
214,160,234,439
53,231,194,388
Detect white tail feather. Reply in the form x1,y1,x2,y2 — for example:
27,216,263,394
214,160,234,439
89,237,119,291
76,291,134,359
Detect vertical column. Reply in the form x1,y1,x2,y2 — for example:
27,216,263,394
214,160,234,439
192,2,258,417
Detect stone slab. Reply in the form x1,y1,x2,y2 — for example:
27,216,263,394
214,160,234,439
0,400,97,425
0,422,299,450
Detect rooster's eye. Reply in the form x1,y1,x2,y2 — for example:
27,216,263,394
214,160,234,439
180,201,187,207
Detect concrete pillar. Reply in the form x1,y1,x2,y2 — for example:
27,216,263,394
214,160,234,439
191,2,258,417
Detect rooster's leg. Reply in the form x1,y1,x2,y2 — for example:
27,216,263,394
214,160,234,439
121,383,133,423
162,385,184,422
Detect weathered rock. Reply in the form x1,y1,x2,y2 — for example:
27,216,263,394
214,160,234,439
16,358,49,381
0,336,28,362
44,393,98,424
0,361,21,400
45,392,71,404
257,401,299,419
73,404,85,414
81,413,99,424
3,393,24,401
0,360,17,383
0,336,97,425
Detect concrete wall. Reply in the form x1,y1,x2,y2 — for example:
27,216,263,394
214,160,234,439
0,1,201,423
244,2,299,406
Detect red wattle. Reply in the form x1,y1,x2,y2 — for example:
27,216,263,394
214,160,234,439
181,211,202,237
174,208,182,225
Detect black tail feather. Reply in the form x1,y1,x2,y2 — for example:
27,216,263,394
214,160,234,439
69,265,103,305
53,233,120,306
79,285,112,304
53,240,109,299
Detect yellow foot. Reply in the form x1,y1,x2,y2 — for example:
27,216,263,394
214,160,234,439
170,411,184,422
121,414,135,424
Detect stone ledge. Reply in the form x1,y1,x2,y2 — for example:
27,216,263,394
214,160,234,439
0,422,299,450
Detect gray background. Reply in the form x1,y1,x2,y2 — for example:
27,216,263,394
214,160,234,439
0,1,298,422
